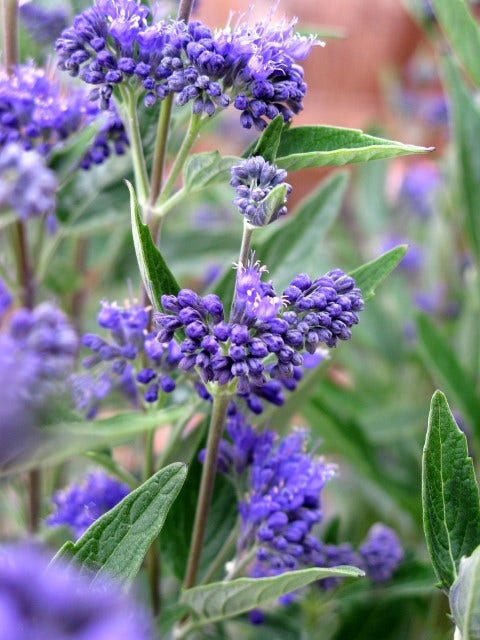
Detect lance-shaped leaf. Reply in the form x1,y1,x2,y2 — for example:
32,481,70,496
450,545,480,640
0,406,185,476
55,462,187,585
275,126,432,171
183,151,240,190
250,114,285,162
422,391,480,590
430,0,480,87
348,245,407,302
180,566,363,629
128,180,180,310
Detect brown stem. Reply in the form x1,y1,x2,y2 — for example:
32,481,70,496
28,468,41,533
2,0,18,71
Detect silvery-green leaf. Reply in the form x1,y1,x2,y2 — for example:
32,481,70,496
450,546,480,639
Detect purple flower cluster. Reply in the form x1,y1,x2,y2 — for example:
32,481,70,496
0,63,128,167
230,156,292,226
76,300,181,418
47,471,130,539
399,161,442,218
20,2,68,45
240,428,336,574
56,1,318,128
359,523,404,583
0,300,78,467
0,143,57,230
210,411,404,589
0,544,153,639
156,261,363,411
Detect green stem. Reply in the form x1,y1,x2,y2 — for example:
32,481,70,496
13,221,35,309
230,219,255,319
121,87,149,210
183,391,231,589
200,523,239,585
147,94,174,218
2,0,18,71
154,113,203,208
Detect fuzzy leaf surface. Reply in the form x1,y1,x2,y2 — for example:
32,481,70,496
422,391,480,590
275,126,432,171
128,180,180,310
181,566,363,627
56,462,187,585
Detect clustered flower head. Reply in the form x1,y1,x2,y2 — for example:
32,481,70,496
156,259,363,412
0,62,128,167
75,300,181,418
0,298,78,467
208,410,404,590
237,424,336,574
0,143,57,231
230,156,292,226
47,470,130,539
56,0,319,128
0,543,153,639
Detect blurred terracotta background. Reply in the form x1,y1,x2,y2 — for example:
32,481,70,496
197,0,423,129
194,1,427,202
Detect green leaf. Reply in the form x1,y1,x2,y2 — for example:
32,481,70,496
251,183,288,227
442,56,480,263
258,171,349,290
250,114,285,162
128,180,180,310
416,314,480,432
56,462,187,585
348,245,407,301
450,545,480,639
180,566,363,628
183,151,239,190
213,171,348,306
430,0,480,87
0,407,184,476
422,391,480,590
275,126,432,171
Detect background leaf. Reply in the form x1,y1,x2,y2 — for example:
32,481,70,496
275,126,432,171
348,245,407,301
180,566,364,629
56,462,187,585
128,181,180,310
416,314,480,434
0,406,185,475
422,391,480,590
430,0,480,87
441,56,480,264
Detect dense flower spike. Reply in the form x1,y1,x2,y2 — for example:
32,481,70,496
227,416,336,575
0,544,153,639
0,278,12,319
0,302,78,466
0,143,57,230
56,2,318,127
230,156,292,226
0,63,128,167
359,523,404,583
156,262,363,411
47,471,130,539
75,300,180,418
